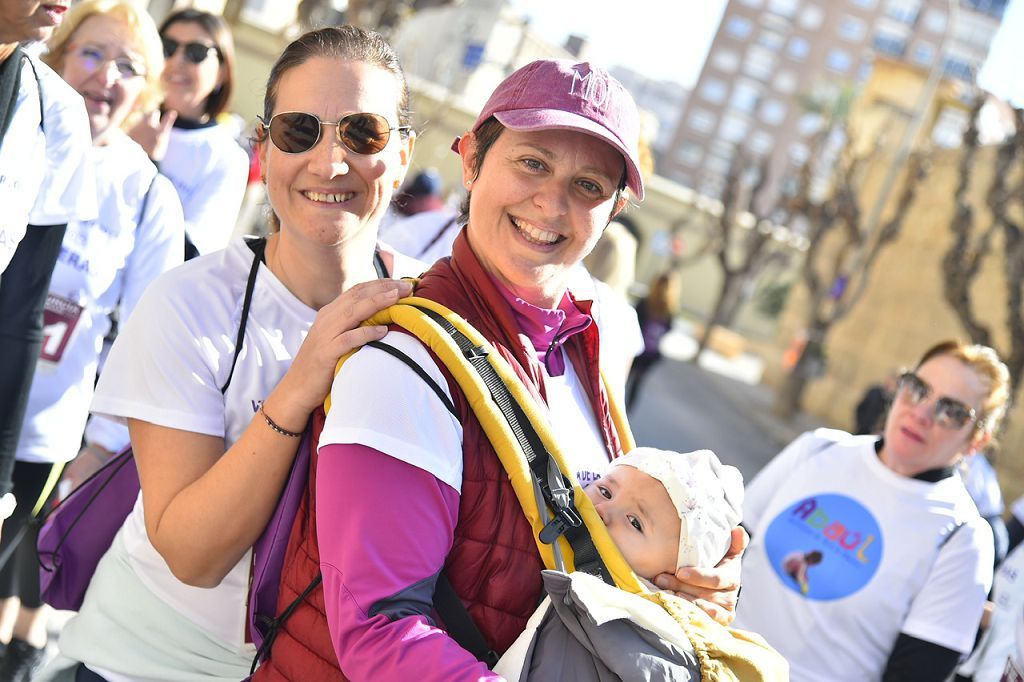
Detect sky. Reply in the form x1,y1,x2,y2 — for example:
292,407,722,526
508,0,1024,106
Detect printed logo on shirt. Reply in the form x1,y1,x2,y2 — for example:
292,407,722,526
763,493,883,601
40,293,85,364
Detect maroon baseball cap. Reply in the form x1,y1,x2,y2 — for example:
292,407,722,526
454,59,645,200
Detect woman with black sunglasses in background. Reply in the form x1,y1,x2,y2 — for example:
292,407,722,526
131,9,248,259
734,340,1009,682
50,26,421,681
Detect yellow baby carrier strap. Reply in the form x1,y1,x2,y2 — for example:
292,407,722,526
328,296,787,682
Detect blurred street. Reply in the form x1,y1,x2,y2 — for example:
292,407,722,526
628,326,823,483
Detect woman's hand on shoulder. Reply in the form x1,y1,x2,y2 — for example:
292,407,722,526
276,278,414,419
654,526,747,625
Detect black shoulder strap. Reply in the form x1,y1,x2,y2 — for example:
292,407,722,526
434,573,499,668
221,238,266,394
21,52,44,132
365,341,456,417
373,249,388,278
416,217,459,259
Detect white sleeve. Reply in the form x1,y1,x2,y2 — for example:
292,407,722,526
119,174,184,317
83,413,130,453
28,61,97,226
319,331,464,492
744,430,833,529
183,143,248,255
902,517,994,653
91,272,229,438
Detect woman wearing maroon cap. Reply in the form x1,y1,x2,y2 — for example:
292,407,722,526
255,58,744,681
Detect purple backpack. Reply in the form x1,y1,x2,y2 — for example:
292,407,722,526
36,430,311,651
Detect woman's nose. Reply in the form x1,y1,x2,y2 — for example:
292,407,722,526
532,179,569,217
307,128,350,178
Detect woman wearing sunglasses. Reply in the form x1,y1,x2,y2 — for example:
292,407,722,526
0,1,183,677
131,8,248,259
51,26,419,681
735,340,1009,682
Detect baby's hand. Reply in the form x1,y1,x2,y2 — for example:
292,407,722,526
653,526,747,625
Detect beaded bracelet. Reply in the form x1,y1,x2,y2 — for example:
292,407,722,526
259,404,302,438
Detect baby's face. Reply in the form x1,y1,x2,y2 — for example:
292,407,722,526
584,465,681,581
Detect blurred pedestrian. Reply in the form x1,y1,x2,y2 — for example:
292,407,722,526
0,0,96,538
0,2,183,677
853,371,896,435
130,8,248,259
625,271,679,411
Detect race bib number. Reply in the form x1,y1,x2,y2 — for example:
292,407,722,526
41,293,84,364
1003,657,1024,682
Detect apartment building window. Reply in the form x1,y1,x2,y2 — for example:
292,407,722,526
760,99,787,125
873,31,907,57
700,78,729,104
838,16,867,41
797,112,823,136
943,57,975,82
720,114,750,143
767,0,800,18
931,106,970,148
826,49,853,72
744,46,778,82
789,142,810,165
712,49,741,73
731,81,761,113
689,108,717,134
788,37,810,60
758,30,787,51
727,16,754,39
773,70,798,93
739,0,765,6
912,41,935,66
676,142,705,167
963,0,1009,19
707,141,736,176
884,0,920,25
798,4,824,29
922,8,947,33
748,130,774,155
954,15,998,51
850,0,879,7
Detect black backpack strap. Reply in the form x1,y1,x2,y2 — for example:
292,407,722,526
412,304,611,583
221,238,266,394
365,341,457,418
416,217,458,259
434,572,499,668
373,248,388,278
251,572,323,674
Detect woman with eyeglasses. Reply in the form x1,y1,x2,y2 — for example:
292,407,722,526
0,0,183,677
130,8,248,259
50,25,420,682
735,340,1009,682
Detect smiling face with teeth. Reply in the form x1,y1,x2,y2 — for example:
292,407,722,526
459,127,626,309
258,56,412,251
58,13,148,145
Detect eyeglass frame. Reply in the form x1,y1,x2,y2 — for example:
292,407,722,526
894,371,981,430
160,36,221,65
257,111,412,156
67,43,147,80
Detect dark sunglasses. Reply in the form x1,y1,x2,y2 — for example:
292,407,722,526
896,372,979,430
258,111,411,155
161,37,220,64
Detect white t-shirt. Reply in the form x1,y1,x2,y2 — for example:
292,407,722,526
161,122,249,256
735,429,993,682
59,239,424,681
378,209,461,265
958,541,1024,681
321,327,611,492
0,53,95,272
16,135,183,464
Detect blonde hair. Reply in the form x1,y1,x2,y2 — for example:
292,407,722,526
916,340,1011,437
42,0,164,130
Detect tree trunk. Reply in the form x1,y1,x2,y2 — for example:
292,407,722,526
774,326,828,420
693,277,740,363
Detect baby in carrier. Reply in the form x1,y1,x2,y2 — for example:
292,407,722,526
495,447,760,682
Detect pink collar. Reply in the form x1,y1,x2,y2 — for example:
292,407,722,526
490,275,592,377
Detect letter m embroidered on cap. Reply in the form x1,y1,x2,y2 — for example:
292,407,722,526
569,69,614,109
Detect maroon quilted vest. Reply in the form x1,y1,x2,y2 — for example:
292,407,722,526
254,231,622,679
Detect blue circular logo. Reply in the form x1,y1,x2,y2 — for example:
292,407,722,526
763,493,883,601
